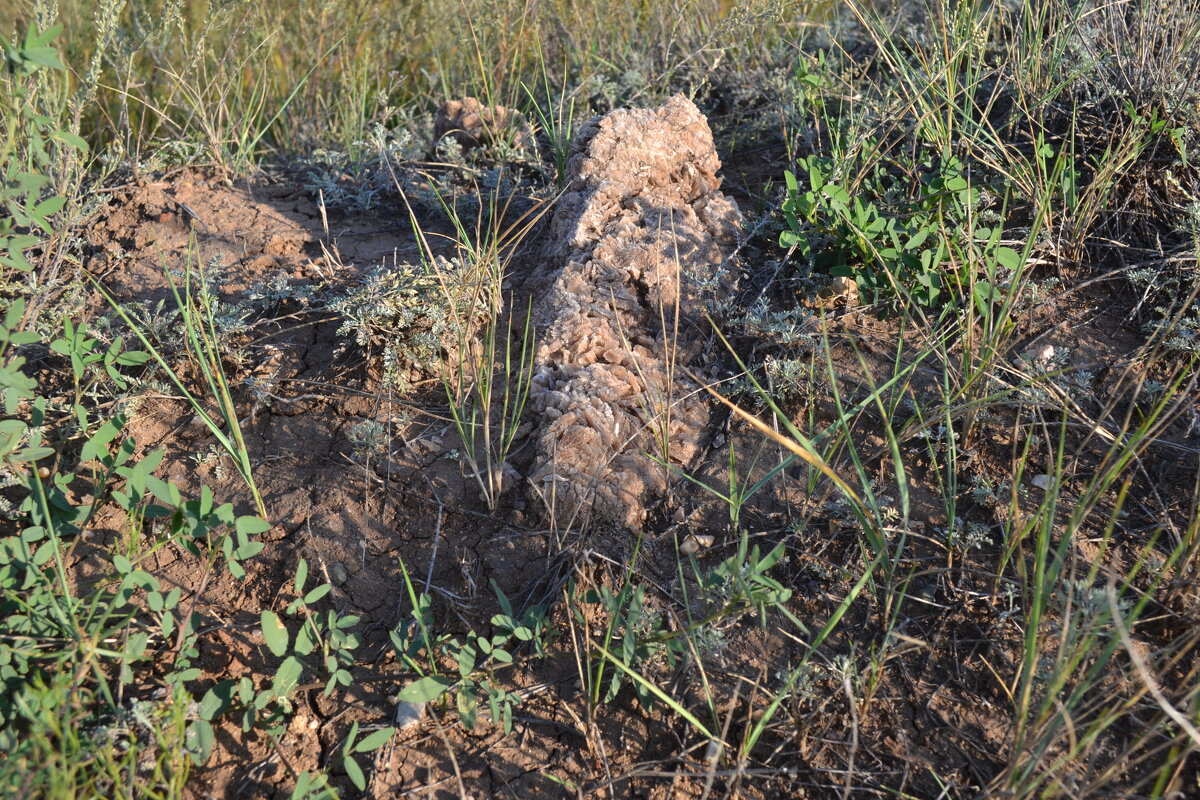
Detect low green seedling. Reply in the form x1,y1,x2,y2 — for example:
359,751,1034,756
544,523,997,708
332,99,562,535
392,572,547,734
195,557,364,783
340,721,396,792
779,151,1016,312
1,24,87,276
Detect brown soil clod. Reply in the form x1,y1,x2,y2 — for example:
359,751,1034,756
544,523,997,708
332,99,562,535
525,95,742,530
433,97,532,150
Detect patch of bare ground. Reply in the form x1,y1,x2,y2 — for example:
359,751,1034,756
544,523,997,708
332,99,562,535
72,166,575,798
64,98,1200,797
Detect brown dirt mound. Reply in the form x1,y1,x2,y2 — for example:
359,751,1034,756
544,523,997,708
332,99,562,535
526,95,742,529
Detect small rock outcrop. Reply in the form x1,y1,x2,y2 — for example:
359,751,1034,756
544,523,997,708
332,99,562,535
527,95,741,530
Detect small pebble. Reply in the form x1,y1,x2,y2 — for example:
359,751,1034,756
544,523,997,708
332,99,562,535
394,700,425,730
680,533,715,555
1031,474,1054,491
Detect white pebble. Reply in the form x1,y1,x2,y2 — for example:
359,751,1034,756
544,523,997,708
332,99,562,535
1031,474,1054,491
680,533,715,555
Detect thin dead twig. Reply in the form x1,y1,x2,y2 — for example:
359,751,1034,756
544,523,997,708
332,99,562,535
1107,579,1200,748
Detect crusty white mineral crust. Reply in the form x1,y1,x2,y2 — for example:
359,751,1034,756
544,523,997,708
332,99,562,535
528,95,741,529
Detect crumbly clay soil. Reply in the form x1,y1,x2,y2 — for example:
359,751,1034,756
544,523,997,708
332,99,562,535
433,97,531,150
527,95,742,529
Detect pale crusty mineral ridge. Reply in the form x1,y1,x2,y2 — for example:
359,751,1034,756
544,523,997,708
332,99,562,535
528,95,741,529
